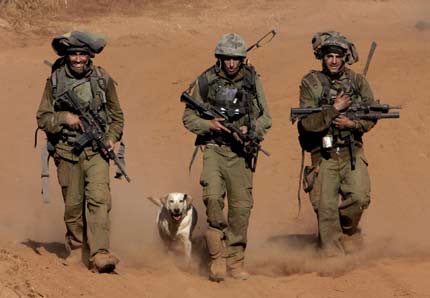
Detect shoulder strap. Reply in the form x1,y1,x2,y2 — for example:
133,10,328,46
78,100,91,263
302,70,331,105
49,57,67,99
198,74,209,101
243,64,264,113
90,66,109,103
196,65,217,101
50,64,69,102
243,64,257,92
51,71,58,98
313,71,331,104
344,68,360,95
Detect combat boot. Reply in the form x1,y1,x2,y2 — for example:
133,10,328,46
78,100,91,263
63,238,82,266
320,242,345,258
227,255,250,280
206,228,226,282
90,251,120,273
63,248,82,266
340,232,364,254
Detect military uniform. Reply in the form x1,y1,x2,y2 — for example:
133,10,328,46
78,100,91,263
36,32,123,271
299,31,376,255
183,33,271,280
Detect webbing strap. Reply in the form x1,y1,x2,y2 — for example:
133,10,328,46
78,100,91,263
188,145,200,175
41,144,51,203
296,149,305,218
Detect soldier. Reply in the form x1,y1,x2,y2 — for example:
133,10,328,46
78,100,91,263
183,33,272,281
298,31,376,256
36,31,124,273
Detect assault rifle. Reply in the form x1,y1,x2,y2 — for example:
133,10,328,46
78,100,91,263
57,84,131,182
290,102,401,124
180,92,270,170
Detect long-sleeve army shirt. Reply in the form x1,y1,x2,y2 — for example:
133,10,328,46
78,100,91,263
183,65,272,144
36,62,124,161
299,68,376,148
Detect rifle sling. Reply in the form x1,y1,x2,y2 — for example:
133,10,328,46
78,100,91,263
188,145,200,175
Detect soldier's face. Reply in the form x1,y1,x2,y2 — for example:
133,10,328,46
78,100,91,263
67,51,90,74
221,57,242,77
323,53,344,74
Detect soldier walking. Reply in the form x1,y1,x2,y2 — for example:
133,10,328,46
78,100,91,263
298,31,376,256
36,31,124,272
183,33,272,281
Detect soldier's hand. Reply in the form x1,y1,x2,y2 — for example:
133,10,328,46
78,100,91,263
64,112,84,131
233,126,248,143
333,91,352,111
209,118,231,133
333,115,356,129
105,139,115,150
101,139,115,157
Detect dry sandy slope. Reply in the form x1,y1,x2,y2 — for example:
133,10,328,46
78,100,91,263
1,0,430,297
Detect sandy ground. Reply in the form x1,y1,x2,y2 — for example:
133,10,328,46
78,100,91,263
1,0,430,297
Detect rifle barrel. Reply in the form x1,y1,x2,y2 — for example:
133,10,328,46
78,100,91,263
354,112,400,119
109,151,131,182
290,107,322,114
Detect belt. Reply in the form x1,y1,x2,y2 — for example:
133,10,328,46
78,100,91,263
311,143,363,162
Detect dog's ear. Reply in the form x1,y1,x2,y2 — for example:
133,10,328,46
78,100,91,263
160,194,169,206
184,194,193,206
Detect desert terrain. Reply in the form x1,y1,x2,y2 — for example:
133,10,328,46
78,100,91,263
0,0,430,297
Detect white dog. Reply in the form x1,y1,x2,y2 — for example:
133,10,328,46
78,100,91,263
147,193,198,260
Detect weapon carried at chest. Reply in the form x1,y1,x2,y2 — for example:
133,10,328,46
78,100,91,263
181,92,270,157
56,87,131,182
290,102,401,123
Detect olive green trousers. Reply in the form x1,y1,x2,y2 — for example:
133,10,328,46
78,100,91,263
200,144,253,260
55,152,112,257
309,147,371,255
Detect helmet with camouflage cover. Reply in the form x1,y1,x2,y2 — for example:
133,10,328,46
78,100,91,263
214,33,247,58
312,31,359,65
52,31,107,58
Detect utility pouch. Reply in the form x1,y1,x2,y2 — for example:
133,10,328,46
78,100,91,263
303,165,319,193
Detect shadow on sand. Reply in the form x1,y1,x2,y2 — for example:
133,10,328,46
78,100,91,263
22,239,94,268
21,239,68,259
267,233,319,251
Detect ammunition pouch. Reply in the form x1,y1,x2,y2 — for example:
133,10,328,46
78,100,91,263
297,121,327,152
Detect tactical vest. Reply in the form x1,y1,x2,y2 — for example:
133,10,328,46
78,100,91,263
50,61,110,147
303,68,362,105
299,68,364,151
196,64,263,146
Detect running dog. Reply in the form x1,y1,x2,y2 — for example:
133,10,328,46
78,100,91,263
147,193,198,260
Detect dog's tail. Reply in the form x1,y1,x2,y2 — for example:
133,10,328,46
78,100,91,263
146,196,162,207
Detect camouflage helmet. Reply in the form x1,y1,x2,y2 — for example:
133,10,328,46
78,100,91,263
214,33,247,58
52,31,107,58
312,31,359,65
